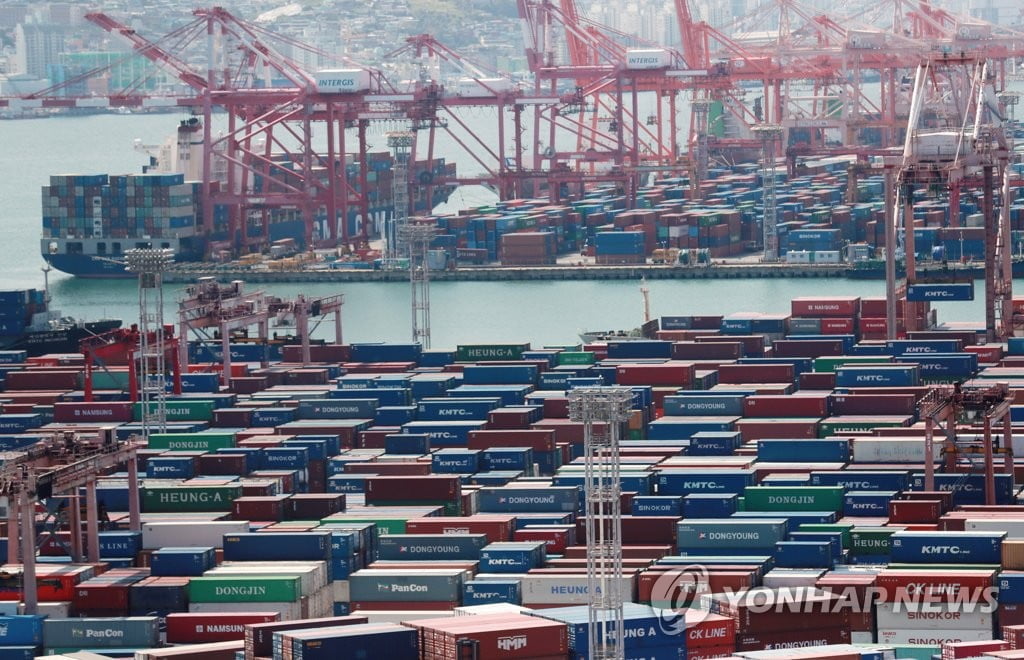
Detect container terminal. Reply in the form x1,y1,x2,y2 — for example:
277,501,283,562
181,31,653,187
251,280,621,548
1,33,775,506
11,5,1024,285
7,1,1024,659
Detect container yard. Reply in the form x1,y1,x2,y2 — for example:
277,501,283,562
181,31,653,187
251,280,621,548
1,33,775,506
0,292,1020,657
7,0,1024,658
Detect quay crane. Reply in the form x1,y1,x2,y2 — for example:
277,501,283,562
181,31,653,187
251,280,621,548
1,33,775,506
0,430,141,614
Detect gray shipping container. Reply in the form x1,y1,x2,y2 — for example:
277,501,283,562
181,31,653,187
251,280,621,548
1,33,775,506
676,519,788,549
43,617,160,649
348,569,465,602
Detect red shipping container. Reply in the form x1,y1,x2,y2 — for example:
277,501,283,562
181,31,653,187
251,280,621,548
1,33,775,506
468,429,556,451
358,427,400,449
350,600,458,611
212,408,253,427
406,516,515,543
820,318,856,334
166,612,280,643
744,395,829,418
198,453,249,477
531,420,604,445
800,372,837,390
735,419,819,441
717,363,793,384
487,408,536,429
411,613,569,659
564,545,672,560
708,591,848,633
772,339,846,358
230,377,270,394
831,393,917,416
365,475,460,501
902,491,954,511
637,568,758,604
345,462,431,476
541,397,569,418
889,499,943,524
514,527,573,555
966,344,1003,363
673,342,744,360
286,494,345,519
616,363,696,387
791,297,861,318
1004,609,1024,633
943,641,1009,660
875,569,996,602
694,334,765,357
231,495,290,522
53,402,133,423
688,646,736,660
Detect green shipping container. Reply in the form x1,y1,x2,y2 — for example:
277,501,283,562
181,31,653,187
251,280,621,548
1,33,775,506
134,400,216,422
189,576,300,602
321,515,409,535
813,356,890,373
798,523,853,548
92,371,131,390
849,527,895,555
744,486,844,512
892,646,941,660
557,352,595,366
456,344,529,362
817,418,908,437
142,485,242,512
147,432,235,451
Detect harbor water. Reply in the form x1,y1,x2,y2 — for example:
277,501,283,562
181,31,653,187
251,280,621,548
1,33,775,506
0,113,999,345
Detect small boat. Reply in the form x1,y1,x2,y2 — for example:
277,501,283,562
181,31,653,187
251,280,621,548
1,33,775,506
579,278,656,343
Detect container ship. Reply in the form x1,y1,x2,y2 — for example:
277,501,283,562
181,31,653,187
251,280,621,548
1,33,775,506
1,288,1024,656
41,120,457,278
0,284,120,356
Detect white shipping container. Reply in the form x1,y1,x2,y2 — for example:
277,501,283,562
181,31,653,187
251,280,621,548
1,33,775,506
846,30,886,49
851,438,942,463
877,628,996,645
520,575,636,604
762,569,826,588
813,251,842,264
785,251,811,264
333,580,349,603
876,602,994,631
454,604,531,617
914,131,969,162
142,520,249,549
625,48,671,70
454,77,513,97
358,611,456,623
22,601,71,618
315,68,372,93
205,562,328,596
956,22,992,40
189,600,304,620
965,519,1024,539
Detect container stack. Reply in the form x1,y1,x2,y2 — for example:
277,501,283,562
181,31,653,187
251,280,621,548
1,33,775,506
499,232,557,266
12,293,1024,657
0,289,44,337
594,231,645,264
42,173,195,241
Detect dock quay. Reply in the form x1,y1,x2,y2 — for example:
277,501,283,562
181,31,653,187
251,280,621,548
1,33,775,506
163,262,853,283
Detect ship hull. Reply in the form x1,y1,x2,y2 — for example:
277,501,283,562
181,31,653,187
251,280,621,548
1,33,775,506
43,252,134,279
0,320,122,357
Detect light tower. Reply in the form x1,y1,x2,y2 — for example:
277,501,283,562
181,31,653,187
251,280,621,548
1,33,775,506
568,386,633,660
399,222,438,348
385,131,415,268
125,248,173,441
752,124,784,262
689,98,711,197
